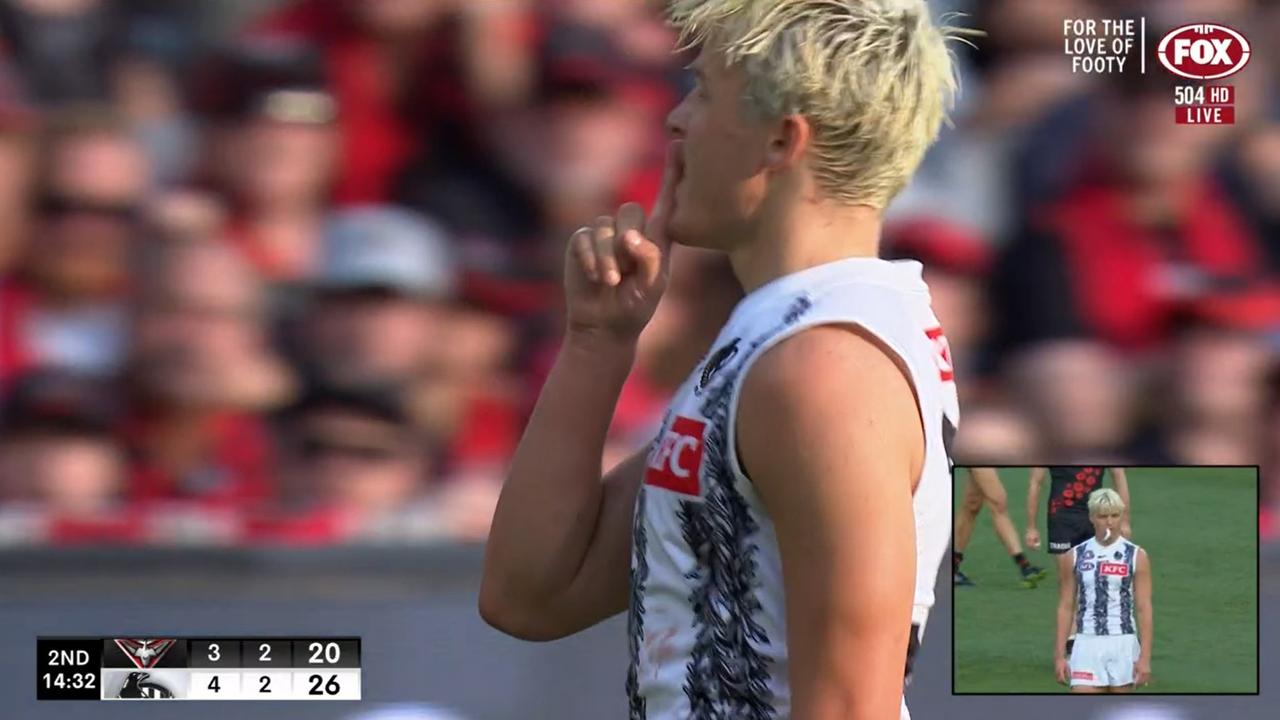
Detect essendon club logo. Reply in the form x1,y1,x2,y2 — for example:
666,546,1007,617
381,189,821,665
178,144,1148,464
1099,562,1130,577
1157,24,1251,80
645,416,706,496
113,639,176,669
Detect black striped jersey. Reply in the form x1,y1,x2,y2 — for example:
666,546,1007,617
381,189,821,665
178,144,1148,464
1049,466,1106,517
626,257,960,719
1071,536,1141,636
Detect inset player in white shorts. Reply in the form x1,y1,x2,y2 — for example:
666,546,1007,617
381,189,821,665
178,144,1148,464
1055,490,1152,692
1069,634,1141,687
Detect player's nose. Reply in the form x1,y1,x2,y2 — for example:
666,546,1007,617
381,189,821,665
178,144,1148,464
665,103,688,139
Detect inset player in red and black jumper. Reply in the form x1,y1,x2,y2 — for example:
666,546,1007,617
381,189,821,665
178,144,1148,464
1027,466,1132,655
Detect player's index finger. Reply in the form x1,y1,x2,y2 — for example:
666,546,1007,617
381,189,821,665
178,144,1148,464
616,202,645,238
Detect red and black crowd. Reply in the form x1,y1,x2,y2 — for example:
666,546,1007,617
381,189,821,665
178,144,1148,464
0,0,1275,546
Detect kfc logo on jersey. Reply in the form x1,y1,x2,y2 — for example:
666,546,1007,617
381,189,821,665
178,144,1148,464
645,416,706,496
1157,24,1251,80
1099,562,1129,577
925,326,954,382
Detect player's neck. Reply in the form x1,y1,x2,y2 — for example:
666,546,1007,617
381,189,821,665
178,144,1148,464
1095,534,1121,547
728,197,882,293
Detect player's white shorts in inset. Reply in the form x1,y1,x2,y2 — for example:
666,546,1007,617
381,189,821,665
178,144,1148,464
1069,634,1141,687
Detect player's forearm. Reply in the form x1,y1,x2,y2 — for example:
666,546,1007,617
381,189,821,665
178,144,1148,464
484,334,636,602
1138,604,1153,661
1055,604,1073,658
1112,470,1131,512
1026,480,1040,530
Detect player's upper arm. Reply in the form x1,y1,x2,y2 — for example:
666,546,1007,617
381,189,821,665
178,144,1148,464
737,324,923,719
1135,548,1152,604
494,450,645,641
1058,549,1076,604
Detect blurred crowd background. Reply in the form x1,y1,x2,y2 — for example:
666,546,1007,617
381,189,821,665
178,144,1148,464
0,0,1275,548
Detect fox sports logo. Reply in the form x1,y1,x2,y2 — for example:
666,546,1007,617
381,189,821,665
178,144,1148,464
1157,24,1251,80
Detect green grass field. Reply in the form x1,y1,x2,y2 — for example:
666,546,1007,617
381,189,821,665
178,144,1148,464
952,466,1259,694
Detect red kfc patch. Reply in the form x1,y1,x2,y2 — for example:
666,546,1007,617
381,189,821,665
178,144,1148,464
1072,670,1095,680
644,416,706,496
1100,562,1130,577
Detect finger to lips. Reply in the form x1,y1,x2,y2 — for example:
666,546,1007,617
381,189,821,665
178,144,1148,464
646,140,683,242
593,215,621,286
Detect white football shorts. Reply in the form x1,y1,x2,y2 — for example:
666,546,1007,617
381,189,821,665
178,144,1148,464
1069,634,1141,687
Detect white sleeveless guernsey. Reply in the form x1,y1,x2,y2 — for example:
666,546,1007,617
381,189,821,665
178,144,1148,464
1071,536,1141,636
626,257,960,719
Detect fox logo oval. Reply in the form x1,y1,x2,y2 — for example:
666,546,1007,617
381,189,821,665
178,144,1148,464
1157,24,1251,80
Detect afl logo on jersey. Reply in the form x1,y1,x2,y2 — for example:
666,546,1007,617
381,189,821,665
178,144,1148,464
1099,562,1129,577
645,416,707,496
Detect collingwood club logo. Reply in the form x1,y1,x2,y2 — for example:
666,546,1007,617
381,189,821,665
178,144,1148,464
696,338,740,394
118,671,173,699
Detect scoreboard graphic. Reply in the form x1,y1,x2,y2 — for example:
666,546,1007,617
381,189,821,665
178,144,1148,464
37,637,361,700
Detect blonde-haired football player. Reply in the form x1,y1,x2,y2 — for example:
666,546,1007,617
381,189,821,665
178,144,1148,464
1055,488,1153,693
482,2,973,718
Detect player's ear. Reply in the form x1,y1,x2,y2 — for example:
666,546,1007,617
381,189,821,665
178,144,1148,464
765,113,810,171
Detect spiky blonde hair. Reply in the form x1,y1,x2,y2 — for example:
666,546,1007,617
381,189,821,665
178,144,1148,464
1087,487,1125,517
667,0,976,209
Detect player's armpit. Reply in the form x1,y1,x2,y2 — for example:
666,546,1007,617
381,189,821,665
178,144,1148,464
479,450,644,641
738,325,922,720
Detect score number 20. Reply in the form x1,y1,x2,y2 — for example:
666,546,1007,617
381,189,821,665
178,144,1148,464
203,640,341,663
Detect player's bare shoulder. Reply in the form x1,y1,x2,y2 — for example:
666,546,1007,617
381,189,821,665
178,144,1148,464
737,324,923,485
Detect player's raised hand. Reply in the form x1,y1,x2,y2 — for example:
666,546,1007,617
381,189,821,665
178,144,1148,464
1054,657,1070,685
1025,527,1041,550
564,140,683,343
